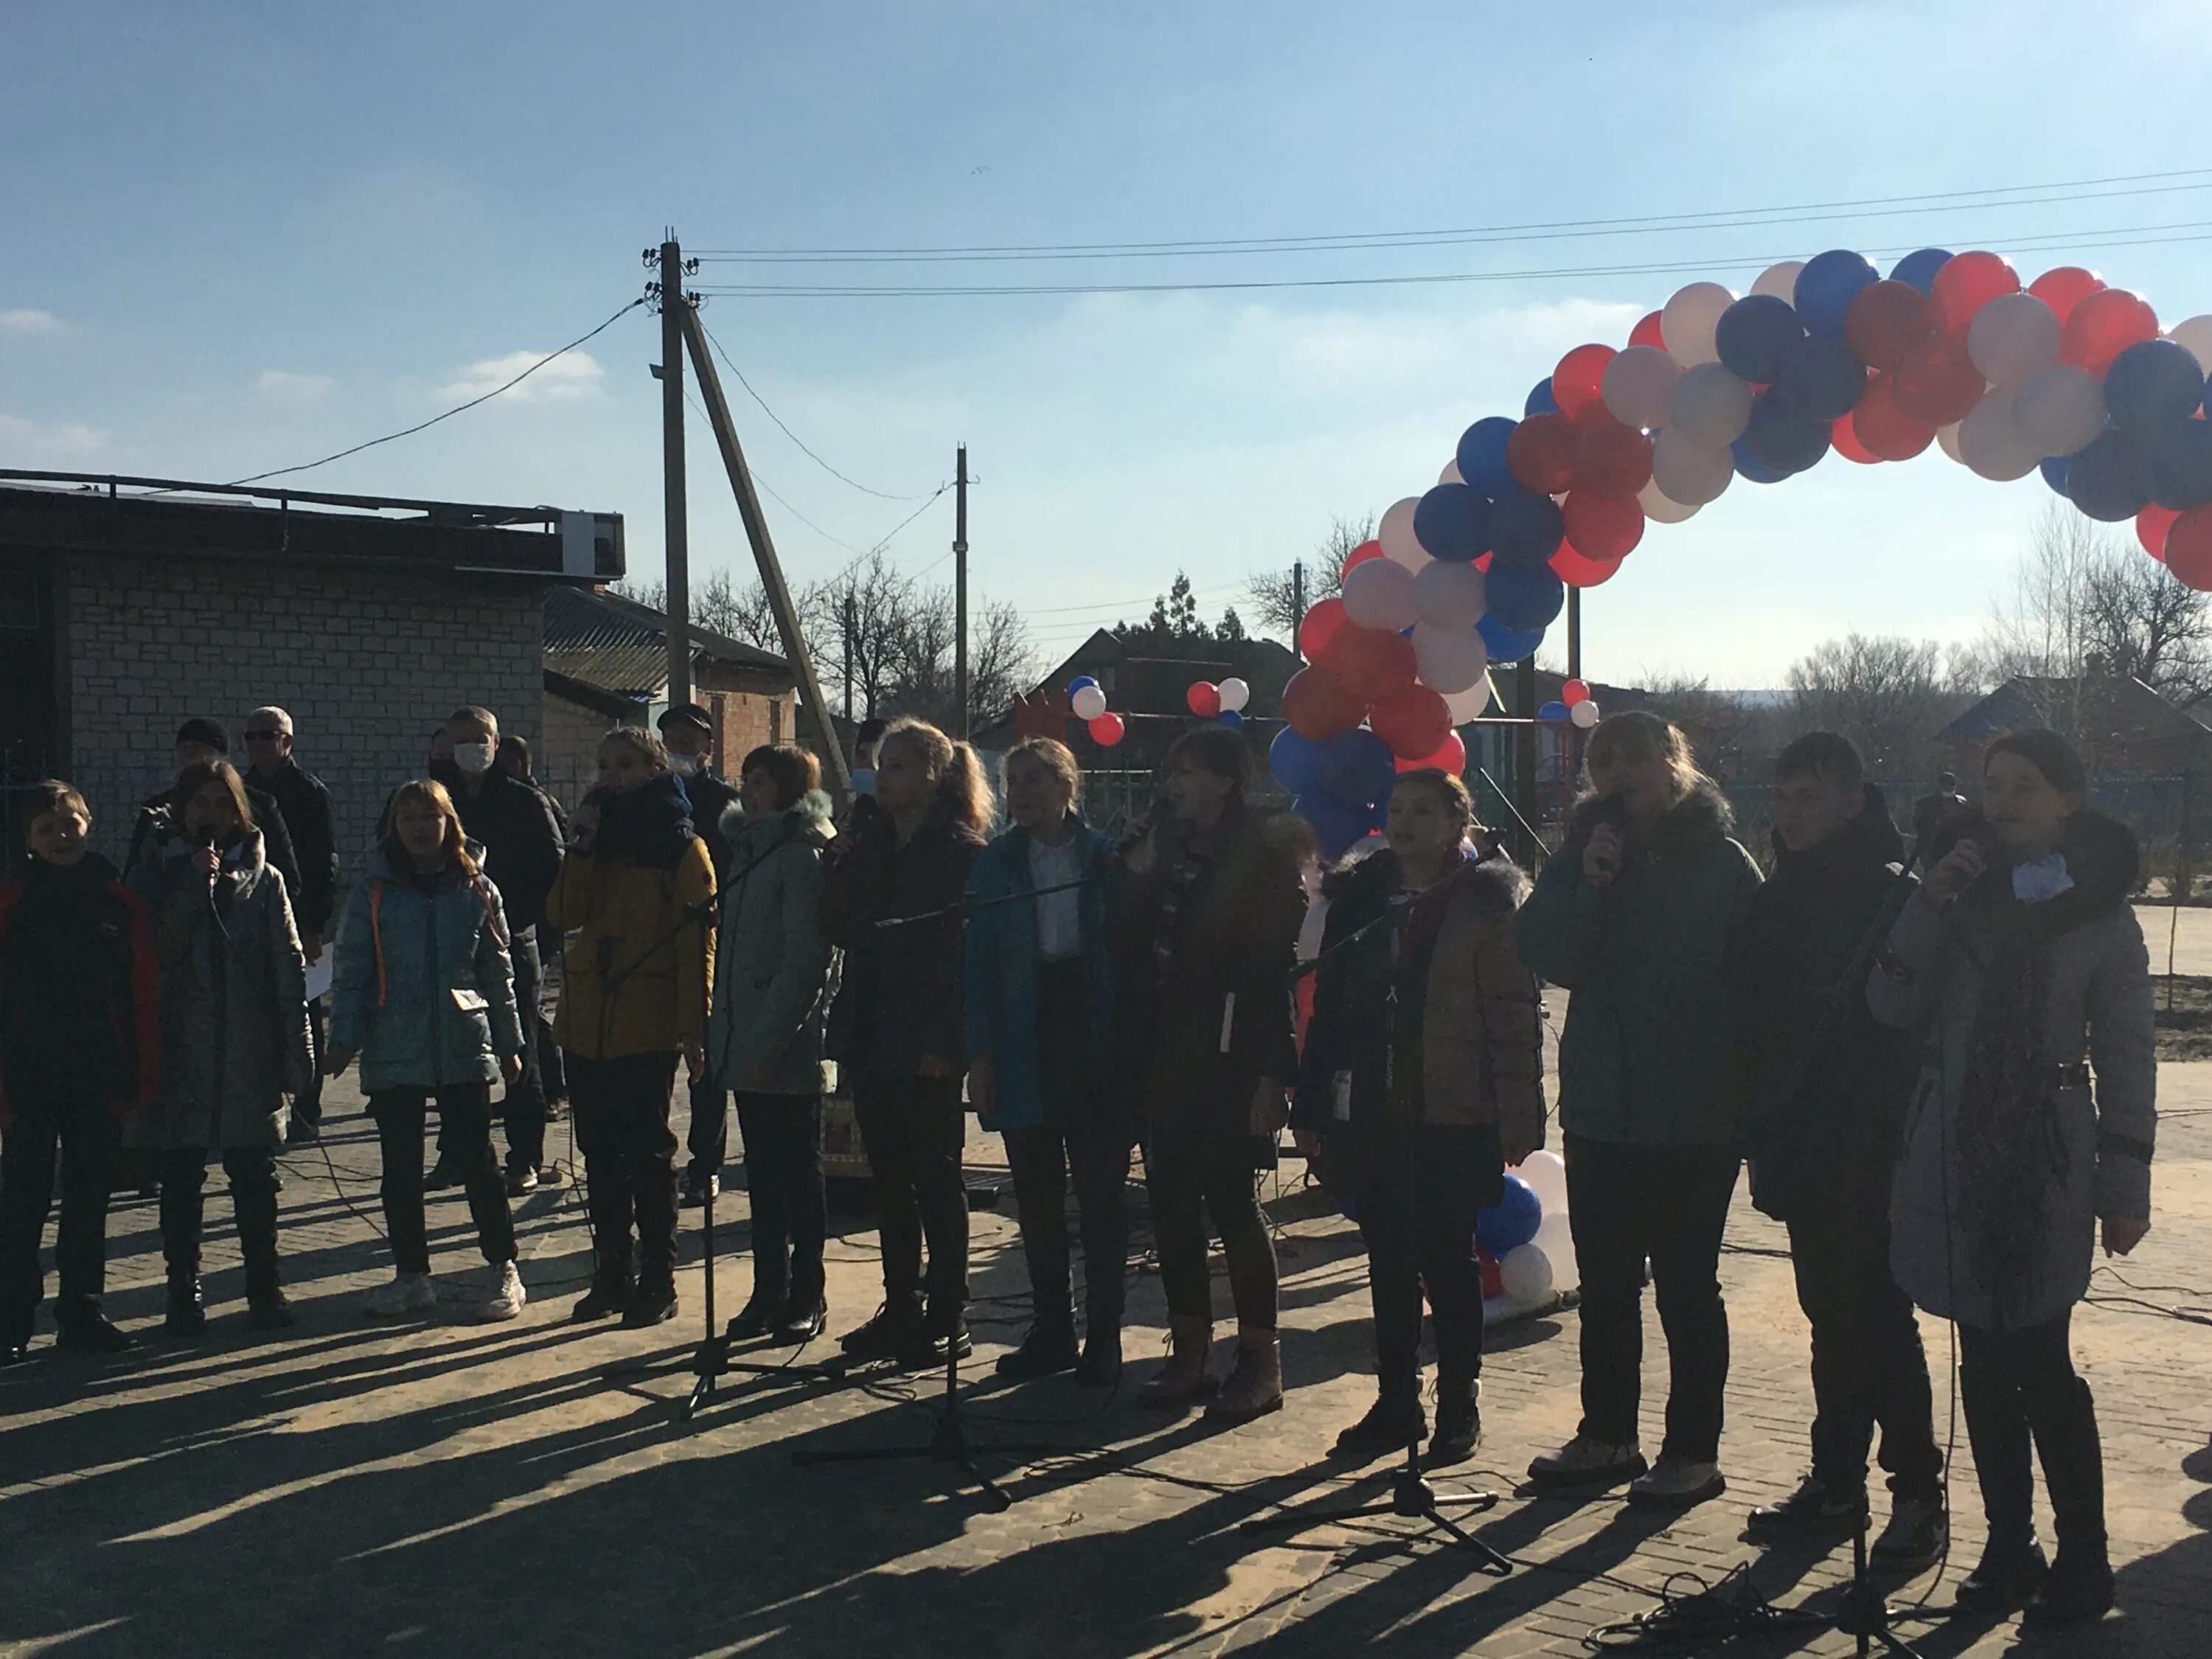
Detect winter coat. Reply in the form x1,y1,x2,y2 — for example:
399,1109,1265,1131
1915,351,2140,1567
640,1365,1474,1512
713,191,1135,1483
963,816,1120,1133
1517,780,1763,1147
546,777,717,1060
1295,845,1545,1167
125,829,312,1150
823,808,986,1079
706,792,838,1097
1728,785,1916,1220
1867,809,2155,1331
129,782,304,922
0,852,161,1123
442,769,565,934
328,845,525,1095
683,765,742,877
251,758,339,938
1108,799,1306,1151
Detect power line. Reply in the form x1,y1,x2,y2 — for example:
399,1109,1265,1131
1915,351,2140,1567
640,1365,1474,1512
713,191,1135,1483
695,315,934,500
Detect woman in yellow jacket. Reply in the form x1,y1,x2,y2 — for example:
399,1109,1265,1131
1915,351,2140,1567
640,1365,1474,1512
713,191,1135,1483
549,728,716,1328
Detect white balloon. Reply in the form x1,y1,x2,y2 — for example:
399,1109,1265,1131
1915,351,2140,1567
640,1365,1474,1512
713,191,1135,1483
1412,622,1489,696
1958,387,2042,481
1569,699,1601,729
1342,555,1419,630
1441,677,1493,723
1532,1210,1579,1293
1599,345,1683,431
1966,291,2062,389
1513,1149,1568,1212
1377,496,1425,570
1498,1243,1555,1305
2013,364,2108,456
1636,475,1700,524
1669,361,1756,445
1216,676,1250,714
1438,459,1464,487
1751,260,1806,302
1661,281,1736,367
2165,315,2212,375
1937,420,1967,464
1411,558,1487,630
1071,685,1106,721
1650,425,1735,505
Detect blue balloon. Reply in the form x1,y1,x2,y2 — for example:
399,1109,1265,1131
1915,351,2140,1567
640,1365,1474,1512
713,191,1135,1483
2151,420,2212,512
1714,293,1804,384
1455,416,1518,498
1794,249,1879,338
1217,709,1245,730
2039,454,2072,495
1732,434,1787,483
1537,699,1571,724
1067,675,1098,694
1477,613,1544,663
1775,334,1868,422
2067,428,2156,522
1744,391,1831,475
1486,482,1565,567
1890,248,1953,296
2104,339,2209,433
1295,791,1380,861
1268,726,1323,796
1476,1174,1543,1256
1318,728,1395,807
1413,483,1492,562
1485,561,1565,633
1524,378,1560,418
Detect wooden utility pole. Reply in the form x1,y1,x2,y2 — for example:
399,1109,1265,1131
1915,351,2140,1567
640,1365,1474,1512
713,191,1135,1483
1291,560,1306,659
843,592,857,721
676,302,851,790
1565,586,1584,785
659,234,692,707
1515,656,1538,863
953,444,970,740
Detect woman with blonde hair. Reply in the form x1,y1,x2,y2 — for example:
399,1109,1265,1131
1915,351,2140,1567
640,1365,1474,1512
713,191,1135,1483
1517,710,1761,1505
327,779,528,1322
822,717,990,1367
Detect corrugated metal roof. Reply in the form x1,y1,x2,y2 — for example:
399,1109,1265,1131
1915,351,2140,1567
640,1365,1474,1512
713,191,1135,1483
543,586,790,698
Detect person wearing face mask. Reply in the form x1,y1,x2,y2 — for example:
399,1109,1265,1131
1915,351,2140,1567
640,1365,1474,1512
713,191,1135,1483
432,707,563,1196
127,762,313,1335
658,703,740,1205
1867,731,2154,1630
1517,710,1761,1508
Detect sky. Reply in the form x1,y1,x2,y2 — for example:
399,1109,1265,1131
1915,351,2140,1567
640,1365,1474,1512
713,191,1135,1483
3,0,2209,689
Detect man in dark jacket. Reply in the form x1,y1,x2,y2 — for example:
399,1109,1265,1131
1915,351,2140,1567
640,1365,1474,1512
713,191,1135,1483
660,703,742,1203
244,706,338,1143
128,717,304,911
1728,732,1944,1567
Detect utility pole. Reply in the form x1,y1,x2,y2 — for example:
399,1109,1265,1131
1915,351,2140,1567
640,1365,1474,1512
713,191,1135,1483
844,592,857,721
1565,586,1584,785
1291,560,1306,658
1515,655,1538,863
954,444,970,740
658,234,692,707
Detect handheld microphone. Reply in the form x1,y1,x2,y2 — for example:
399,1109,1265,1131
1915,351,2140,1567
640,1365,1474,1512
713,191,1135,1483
1119,794,1172,858
1587,791,1627,882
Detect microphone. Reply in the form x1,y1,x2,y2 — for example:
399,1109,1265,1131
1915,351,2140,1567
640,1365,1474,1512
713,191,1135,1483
1119,794,1172,858
1587,791,1627,883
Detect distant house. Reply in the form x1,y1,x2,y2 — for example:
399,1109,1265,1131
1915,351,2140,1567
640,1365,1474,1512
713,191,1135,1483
1938,671,2211,777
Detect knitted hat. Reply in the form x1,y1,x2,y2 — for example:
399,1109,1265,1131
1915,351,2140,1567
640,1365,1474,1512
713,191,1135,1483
175,717,231,753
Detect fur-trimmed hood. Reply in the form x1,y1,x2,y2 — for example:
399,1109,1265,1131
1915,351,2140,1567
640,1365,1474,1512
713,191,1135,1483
1323,841,1528,922
719,788,836,861
1569,777,1736,870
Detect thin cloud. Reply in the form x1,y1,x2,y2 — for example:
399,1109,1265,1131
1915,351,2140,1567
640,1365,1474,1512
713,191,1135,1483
437,349,604,404
0,412,103,461
0,307,61,334
254,369,333,402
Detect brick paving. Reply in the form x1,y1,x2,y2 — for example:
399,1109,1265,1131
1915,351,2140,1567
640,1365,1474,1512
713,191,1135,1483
4,1060,2210,1658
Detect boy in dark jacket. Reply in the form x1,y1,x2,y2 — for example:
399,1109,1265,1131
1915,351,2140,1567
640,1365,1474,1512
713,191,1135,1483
1728,732,1944,1566
0,783,161,1362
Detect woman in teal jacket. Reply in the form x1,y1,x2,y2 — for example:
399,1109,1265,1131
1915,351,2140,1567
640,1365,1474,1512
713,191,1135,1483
329,779,527,1322
1517,711,1761,1507
965,738,1127,1385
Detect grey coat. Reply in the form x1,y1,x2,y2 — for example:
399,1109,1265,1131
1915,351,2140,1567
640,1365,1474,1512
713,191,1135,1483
706,792,838,1097
127,829,313,1150
1866,813,2155,1331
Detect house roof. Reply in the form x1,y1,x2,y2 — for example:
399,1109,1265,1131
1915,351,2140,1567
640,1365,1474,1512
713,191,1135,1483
543,586,791,704
1938,674,2211,744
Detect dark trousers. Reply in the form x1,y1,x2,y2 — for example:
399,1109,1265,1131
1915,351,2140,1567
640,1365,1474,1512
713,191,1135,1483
737,1093,826,1306
1786,1193,1941,1500
1958,1311,2107,1557
685,1080,731,1182
538,1009,566,1104
851,1072,969,1326
1147,1127,1279,1330
291,998,327,1131
0,1083,114,1338
1005,1122,1130,1332
1565,1131,1740,1463
500,927,548,1172
159,1144,282,1300
1355,1124,1502,1396
570,1051,681,1281
369,1084,516,1275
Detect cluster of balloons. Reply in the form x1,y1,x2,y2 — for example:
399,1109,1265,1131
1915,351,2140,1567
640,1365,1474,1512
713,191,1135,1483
1537,677,1602,731
1479,1152,1577,1320
1185,676,1251,729
1066,675,1125,747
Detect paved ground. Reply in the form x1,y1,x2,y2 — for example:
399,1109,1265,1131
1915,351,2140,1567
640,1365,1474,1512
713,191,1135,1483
4,1054,2211,1658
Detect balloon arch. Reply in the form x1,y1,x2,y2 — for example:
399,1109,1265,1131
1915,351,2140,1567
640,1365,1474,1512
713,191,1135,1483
1265,246,2212,858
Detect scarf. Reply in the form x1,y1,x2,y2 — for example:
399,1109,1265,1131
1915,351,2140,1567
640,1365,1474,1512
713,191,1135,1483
588,772,698,871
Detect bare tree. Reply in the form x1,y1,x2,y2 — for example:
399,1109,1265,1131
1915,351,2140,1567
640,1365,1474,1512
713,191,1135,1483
1641,674,1773,782
1247,513,1369,639
1786,634,1956,773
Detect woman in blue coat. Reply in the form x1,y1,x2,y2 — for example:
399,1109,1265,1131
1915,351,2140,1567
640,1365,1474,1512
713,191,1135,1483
965,738,1127,1385
328,779,527,1322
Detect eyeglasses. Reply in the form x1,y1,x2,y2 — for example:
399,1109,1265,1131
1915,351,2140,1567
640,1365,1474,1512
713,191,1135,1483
244,730,285,742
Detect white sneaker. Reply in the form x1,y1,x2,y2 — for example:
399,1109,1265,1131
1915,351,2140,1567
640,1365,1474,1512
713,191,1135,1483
478,1261,526,1323
365,1272,437,1318
1529,1433,1647,1487
1628,1453,1727,1508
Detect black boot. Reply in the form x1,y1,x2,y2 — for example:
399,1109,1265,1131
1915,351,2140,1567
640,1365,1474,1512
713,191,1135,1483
1077,1321,1123,1388
995,1318,1079,1380
773,1259,827,1343
1332,1380,1425,1463
622,1266,678,1329
2025,1375,2113,1630
163,1273,206,1337
55,1310,136,1355
1955,1537,2048,1615
1955,1341,2039,1614
839,1297,925,1362
1429,1376,1483,1467
159,1178,207,1336
233,1159,292,1330
572,1263,632,1322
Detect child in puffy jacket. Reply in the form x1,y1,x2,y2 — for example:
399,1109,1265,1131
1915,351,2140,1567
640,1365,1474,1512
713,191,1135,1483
329,779,527,1322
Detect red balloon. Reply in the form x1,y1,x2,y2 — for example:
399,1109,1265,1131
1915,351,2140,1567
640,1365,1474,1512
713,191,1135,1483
1562,680,1590,708
1368,684,1453,761
1341,539,1384,580
1560,490,1645,560
1892,333,1985,428
1479,1252,1505,1301
1186,681,1221,717
1843,279,1935,372
1280,666,1366,741
2165,507,2212,592
1472,551,1493,572
1852,372,1938,460
1573,413,1654,500
1831,410,1880,465
1087,712,1125,747
1298,597,1352,664
1930,250,2021,334
1395,730,1468,776
2062,287,2159,377
1629,310,1666,351
1330,626,1419,705
2140,504,2182,561
1550,543,1623,587
2028,265,2105,327
1551,343,1616,422
1507,413,1581,494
